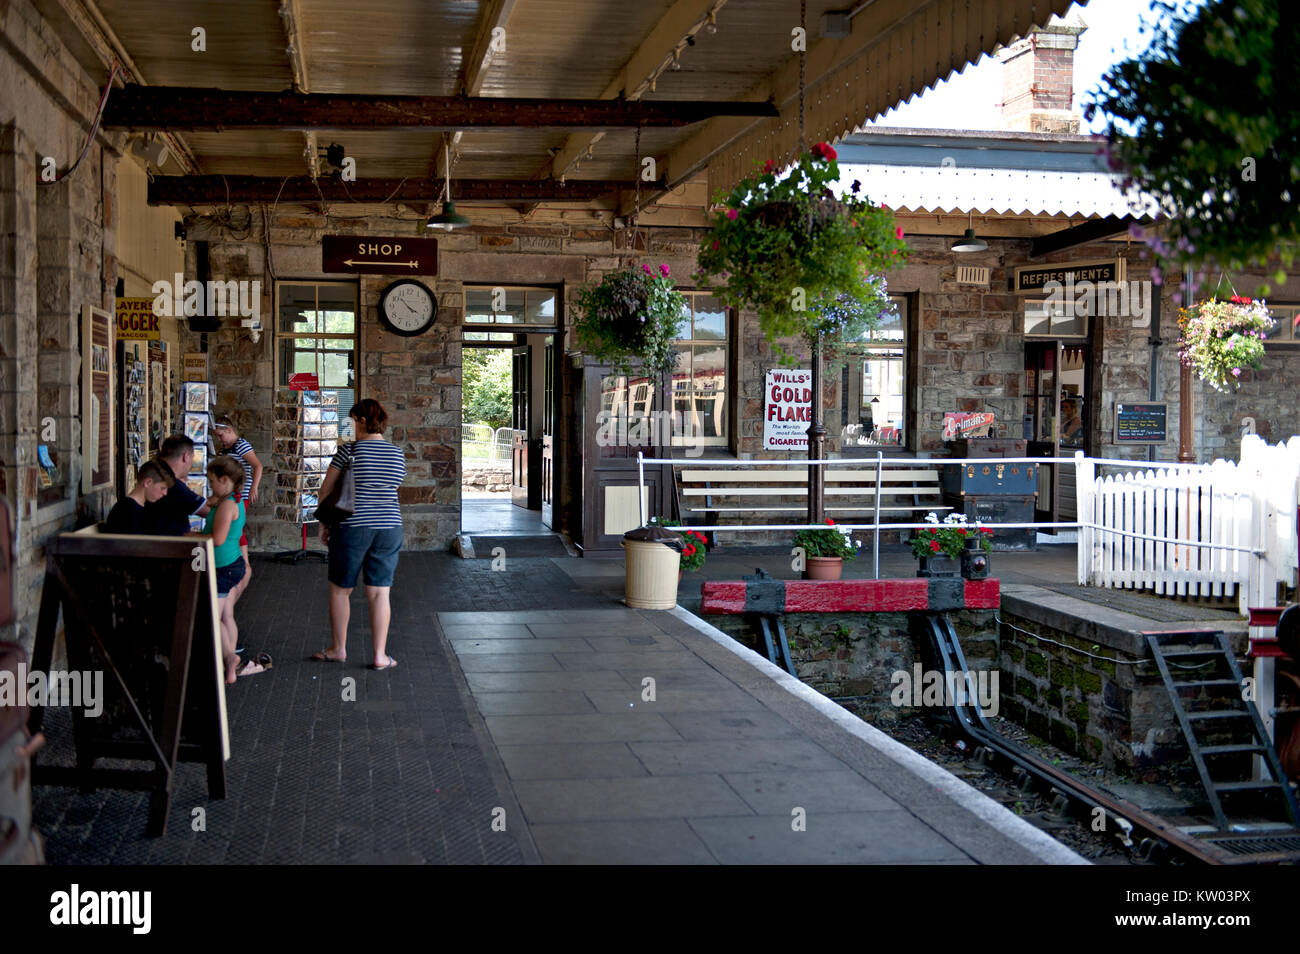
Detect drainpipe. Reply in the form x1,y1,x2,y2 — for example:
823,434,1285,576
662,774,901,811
1147,293,1160,464
1178,265,1195,462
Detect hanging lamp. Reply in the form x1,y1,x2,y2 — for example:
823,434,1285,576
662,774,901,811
427,141,470,230
952,211,987,252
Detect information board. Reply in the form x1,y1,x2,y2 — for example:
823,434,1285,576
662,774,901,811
1114,402,1168,443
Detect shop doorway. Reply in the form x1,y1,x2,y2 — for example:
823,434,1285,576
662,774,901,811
1024,339,1092,528
459,286,561,544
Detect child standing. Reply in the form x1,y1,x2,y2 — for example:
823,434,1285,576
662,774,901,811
213,418,261,601
105,460,175,534
201,454,269,684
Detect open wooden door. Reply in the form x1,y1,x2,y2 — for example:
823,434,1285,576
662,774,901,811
541,336,555,529
511,344,531,509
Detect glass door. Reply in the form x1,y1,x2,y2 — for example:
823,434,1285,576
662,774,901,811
1024,340,1091,525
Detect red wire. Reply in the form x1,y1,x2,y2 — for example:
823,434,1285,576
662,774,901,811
40,62,119,186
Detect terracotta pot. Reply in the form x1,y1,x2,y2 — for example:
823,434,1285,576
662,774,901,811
805,556,843,580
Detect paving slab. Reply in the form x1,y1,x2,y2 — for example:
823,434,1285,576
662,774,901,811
513,776,752,823
496,742,650,781
687,812,971,864
527,819,717,865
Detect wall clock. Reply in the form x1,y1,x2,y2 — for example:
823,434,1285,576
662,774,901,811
378,279,437,336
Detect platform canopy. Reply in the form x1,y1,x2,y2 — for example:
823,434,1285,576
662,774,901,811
45,0,1076,214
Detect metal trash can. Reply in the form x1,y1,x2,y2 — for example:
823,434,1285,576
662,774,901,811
622,524,683,610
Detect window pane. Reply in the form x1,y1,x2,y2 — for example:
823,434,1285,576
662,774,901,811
859,350,904,444
674,301,692,341
693,303,727,340
1025,301,1051,336
1051,311,1086,336
279,285,319,333
525,290,556,324
320,350,354,388
692,343,726,438
869,301,905,341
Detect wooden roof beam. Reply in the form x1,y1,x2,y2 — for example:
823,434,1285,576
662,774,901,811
102,86,778,132
437,0,519,179
277,0,319,180
551,0,728,181
147,176,651,206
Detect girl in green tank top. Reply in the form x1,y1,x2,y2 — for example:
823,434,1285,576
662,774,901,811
204,455,258,684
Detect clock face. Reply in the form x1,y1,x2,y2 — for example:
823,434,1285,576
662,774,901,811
379,280,437,336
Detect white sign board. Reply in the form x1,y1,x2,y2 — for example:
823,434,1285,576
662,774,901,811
763,369,812,451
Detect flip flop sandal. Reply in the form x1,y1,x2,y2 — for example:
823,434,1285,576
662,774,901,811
310,650,344,662
238,653,273,677
368,657,398,671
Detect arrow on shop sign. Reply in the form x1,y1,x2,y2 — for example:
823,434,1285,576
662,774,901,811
343,259,419,268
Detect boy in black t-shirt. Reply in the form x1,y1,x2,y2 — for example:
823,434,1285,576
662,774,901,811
142,436,211,535
105,460,175,534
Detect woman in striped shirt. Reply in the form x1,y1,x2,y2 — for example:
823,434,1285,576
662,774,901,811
311,399,405,670
213,417,262,604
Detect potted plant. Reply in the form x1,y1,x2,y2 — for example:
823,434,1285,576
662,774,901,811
573,262,688,378
1177,295,1276,392
793,518,860,580
694,142,908,358
910,512,991,578
678,528,709,582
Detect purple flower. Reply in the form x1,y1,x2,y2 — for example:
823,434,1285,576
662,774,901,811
642,264,652,274
1150,267,1163,286
1129,224,1146,241
659,263,670,277
1232,367,1241,377
726,208,739,220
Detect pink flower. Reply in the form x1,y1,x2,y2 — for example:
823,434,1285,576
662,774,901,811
711,240,719,251
659,263,670,277
642,264,652,274
895,226,904,240
1232,367,1242,377
726,208,739,220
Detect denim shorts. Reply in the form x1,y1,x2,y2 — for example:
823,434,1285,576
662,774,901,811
328,524,403,588
215,559,247,596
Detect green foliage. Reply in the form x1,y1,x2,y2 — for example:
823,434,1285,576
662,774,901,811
1085,0,1300,292
909,512,992,561
793,518,860,560
573,263,687,377
462,347,512,429
694,143,908,359
1177,295,1275,391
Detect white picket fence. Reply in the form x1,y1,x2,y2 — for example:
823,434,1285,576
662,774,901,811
1077,436,1300,614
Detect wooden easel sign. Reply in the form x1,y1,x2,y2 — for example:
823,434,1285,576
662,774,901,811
29,532,228,836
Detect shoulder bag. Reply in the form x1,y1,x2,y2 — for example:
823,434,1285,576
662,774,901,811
313,444,357,525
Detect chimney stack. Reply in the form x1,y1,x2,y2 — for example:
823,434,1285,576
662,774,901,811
998,11,1087,134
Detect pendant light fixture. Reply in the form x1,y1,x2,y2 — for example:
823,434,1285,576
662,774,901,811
427,140,470,231
952,211,987,253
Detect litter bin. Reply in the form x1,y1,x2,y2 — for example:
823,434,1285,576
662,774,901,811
622,524,683,610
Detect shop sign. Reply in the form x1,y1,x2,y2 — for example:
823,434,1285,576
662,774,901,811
182,352,208,382
1114,403,1167,443
943,411,995,440
1013,258,1124,294
763,369,812,450
289,372,320,391
322,235,438,275
115,297,161,340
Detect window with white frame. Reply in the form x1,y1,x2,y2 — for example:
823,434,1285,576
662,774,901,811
276,282,358,437
671,292,728,446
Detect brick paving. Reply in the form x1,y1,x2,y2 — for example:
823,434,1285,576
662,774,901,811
32,553,595,864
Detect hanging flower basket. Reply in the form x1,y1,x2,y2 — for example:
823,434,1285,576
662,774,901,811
573,263,688,378
695,143,908,356
1177,296,1275,392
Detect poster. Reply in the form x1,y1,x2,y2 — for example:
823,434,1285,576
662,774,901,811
81,305,114,492
115,297,161,340
762,369,812,451
182,352,208,382
943,411,995,440
148,343,169,458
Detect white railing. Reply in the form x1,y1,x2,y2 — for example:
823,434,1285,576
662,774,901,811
1076,436,1300,614
637,436,1300,616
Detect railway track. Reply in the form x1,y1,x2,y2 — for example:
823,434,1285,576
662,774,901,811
919,614,1300,865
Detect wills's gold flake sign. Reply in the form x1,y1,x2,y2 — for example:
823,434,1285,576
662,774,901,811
322,235,438,275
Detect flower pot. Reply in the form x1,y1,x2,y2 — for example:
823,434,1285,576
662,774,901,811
916,554,959,578
805,556,843,580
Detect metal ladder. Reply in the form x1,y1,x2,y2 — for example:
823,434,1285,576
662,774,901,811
1145,630,1299,830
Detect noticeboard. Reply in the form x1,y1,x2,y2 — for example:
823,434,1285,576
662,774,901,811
1114,402,1168,443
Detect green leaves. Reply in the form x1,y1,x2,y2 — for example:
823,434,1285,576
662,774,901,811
695,150,908,358
1087,0,1299,285
573,264,687,378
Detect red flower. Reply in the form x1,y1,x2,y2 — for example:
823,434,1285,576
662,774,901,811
762,159,777,174
684,544,695,556
825,518,835,525
810,141,837,162
958,528,966,535
929,540,942,553
982,528,994,535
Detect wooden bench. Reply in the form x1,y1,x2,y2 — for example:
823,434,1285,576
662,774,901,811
676,464,951,527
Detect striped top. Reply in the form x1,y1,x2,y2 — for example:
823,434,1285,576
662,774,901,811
329,438,405,529
228,437,255,499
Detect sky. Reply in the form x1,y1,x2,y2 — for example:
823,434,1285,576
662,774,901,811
864,0,1199,134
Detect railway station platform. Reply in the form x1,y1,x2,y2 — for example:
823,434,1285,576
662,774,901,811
32,550,1099,865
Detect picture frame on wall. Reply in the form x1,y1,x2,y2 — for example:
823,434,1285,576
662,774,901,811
81,305,115,493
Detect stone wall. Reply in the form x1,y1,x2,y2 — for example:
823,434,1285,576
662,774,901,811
1,0,121,648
